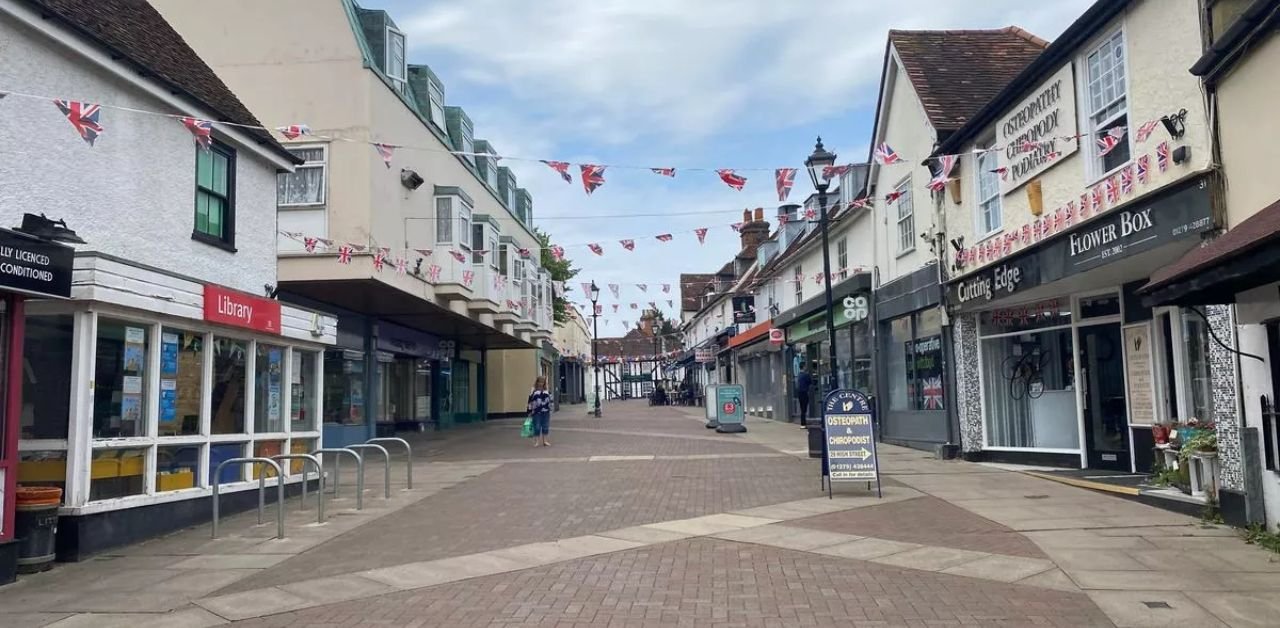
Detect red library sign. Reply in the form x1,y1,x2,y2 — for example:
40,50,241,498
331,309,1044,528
203,285,281,334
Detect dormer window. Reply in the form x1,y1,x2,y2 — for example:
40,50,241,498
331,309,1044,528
427,75,445,130
484,154,499,189
386,27,407,92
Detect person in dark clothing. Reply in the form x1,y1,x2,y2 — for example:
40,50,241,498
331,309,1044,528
795,365,812,427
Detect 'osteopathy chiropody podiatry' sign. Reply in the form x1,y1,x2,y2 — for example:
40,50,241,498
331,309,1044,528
822,389,881,497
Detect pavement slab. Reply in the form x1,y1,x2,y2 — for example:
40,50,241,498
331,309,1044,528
1186,591,1280,627
1087,591,1230,627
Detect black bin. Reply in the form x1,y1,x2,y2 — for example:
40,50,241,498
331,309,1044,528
15,487,61,574
806,423,825,459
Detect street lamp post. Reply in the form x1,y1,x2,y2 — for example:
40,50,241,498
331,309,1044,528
805,137,839,394
590,281,602,417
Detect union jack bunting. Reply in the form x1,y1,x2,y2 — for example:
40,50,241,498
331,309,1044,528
518,248,532,258
1020,139,1040,154
53,100,103,145
608,284,619,298
180,117,213,150
884,190,903,204
1080,193,1092,219
804,208,817,221
730,222,744,232
414,248,432,256
655,233,673,242
612,304,619,313
1135,119,1160,143
580,164,606,194
337,245,353,264
461,270,474,287
874,143,903,165
1096,126,1126,157
1092,186,1105,213
630,303,638,310
667,299,674,307
775,168,796,202
662,284,670,293
716,169,747,191
1105,176,1120,204
373,143,395,168
303,237,318,253
651,167,676,177
695,228,708,244
823,164,851,180
990,167,1009,182
348,244,367,252
619,239,635,251
395,257,407,274
541,160,573,183
588,243,603,256
580,282,592,296
1120,166,1134,195
1137,154,1150,184
637,284,647,292
1066,201,1078,226
1021,224,1032,242
648,301,657,309
372,248,387,271
813,273,824,285
1156,142,1170,172
426,264,441,282
927,154,958,192
276,124,311,140
449,249,466,263
1053,207,1067,232
850,197,872,210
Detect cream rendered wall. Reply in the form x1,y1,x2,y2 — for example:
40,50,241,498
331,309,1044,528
554,308,592,358
786,211,875,306
870,54,940,286
1216,33,1280,226
945,0,1212,277
487,349,538,414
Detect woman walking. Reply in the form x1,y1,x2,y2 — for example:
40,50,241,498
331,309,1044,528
528,376,553,447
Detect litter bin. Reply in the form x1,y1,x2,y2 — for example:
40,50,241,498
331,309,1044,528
15,486,61,573
806,423,825,459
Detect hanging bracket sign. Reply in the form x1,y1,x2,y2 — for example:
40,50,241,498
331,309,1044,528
822,389,881,498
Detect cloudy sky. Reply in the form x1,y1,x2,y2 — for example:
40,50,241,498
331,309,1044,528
372,0,1091,333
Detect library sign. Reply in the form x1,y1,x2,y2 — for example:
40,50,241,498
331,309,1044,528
998,64,1079,194
0,228,73,299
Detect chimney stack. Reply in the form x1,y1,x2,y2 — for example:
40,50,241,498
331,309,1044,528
739,207,771,253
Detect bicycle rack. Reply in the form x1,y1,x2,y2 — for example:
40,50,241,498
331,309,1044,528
270,454,325,524
212,457,284,539
366,437,413,489
315,448,363,510
347,444,390,499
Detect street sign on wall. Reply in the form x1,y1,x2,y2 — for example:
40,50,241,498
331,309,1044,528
822,389,881,497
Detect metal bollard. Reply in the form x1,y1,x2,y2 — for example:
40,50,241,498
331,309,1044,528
271,454,325,524
347,444,391,499
366,437,413,489
315,448,364,510
212,458,284,539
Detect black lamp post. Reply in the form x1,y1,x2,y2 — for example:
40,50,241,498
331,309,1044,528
805,137,839,394
589,281,602,417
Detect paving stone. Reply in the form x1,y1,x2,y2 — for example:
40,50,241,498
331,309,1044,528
871,546,989,571
1186,591,1280,627
812,537,921,560
196,588,311,621
1046,548,1150,571
941,554,1055,583
595,525,694,544
170,554,289,570
711,524,859,550
1070,569,1234,591
1016,568,1082,592
644,513,778,535
0,614,72,628
43,608,227,628
277,574,396,604
1025,530,1160,550
1087,590,1228,627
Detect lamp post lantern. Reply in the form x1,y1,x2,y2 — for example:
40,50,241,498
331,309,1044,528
589,281,602,417
805,137,839,394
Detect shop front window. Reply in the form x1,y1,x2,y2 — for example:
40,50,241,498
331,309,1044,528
886,317,913,412
289,438,318,474
210,442,246,484
252,440,284,479
291,350,318,432
415,359,432,424
159,329,203,436
156,444,199,492
93,319,151,439
1183,315,1214,423
22,314,73,440
18,451,66,497
885,310,946,412
255,344,286,434
852,320,873,394
836,327,853,390
211,338,248,434
90,448,146,500
980,298,1078,449
324,350,366,426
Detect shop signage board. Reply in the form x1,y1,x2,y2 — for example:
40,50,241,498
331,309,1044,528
203,285,281,333
1123,324,1156,426
0,228,74,299
731,295,756,324
998,64,1078,194
950,177,1214,309
822,389,881,498
695,345,716,363
715,383,746,433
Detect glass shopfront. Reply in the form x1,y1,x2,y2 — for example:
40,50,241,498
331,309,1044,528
883,308,945,413
324,349,366,426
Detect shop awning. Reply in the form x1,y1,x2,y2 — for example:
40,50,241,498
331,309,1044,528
1141,195,1280,306
728,319,772,349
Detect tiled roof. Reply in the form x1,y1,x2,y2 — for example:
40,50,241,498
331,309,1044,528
680,273,717,312
890,27,1048,132
1146,195,1280,290
24,0,294,161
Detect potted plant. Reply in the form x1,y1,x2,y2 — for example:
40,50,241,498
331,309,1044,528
1152,423,1171,445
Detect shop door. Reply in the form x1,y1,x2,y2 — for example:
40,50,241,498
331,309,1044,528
1080,323,1131,470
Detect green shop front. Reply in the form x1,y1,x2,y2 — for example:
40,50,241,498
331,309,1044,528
775,273,873,423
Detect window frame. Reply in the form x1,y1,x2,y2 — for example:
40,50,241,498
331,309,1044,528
385,26,408,91
192,140,236,251
456,200,473,253
427,76,446,130
894,178,914,256
459,118,475,166
276,144,327,208
836,237,848,280
793,264,803,306
975,143,1002,237
435,197,453,245
1080,28,1132,183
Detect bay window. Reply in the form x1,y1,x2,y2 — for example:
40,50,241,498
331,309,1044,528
276,146,326,207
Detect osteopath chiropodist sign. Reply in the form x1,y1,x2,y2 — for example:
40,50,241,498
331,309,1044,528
203,285,281,334
998,64,1078,194
823,390,879,483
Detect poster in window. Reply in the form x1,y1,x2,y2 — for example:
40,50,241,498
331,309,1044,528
160,379,177,422
912,334,945,410
161,333,179,375
121,395,142,424
1123,324,1155,425
267,348,283,423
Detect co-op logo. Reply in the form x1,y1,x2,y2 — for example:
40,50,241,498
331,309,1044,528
957,264,1022,303
843,295,868,321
